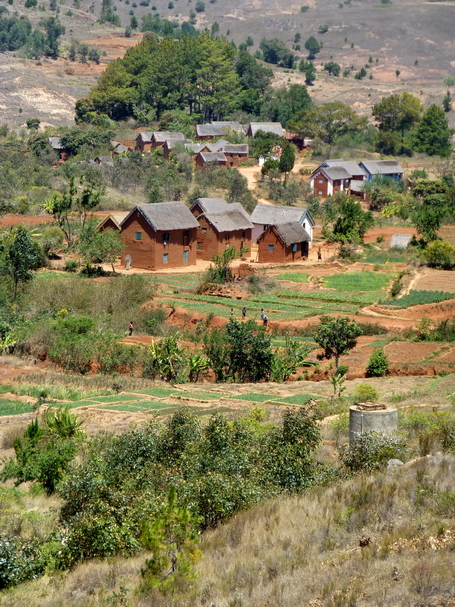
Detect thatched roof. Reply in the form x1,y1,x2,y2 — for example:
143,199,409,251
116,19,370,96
97,212,129,230
136,132,154,144
272,222,311,246
322,166,352,180
122,203,199,231
247,122,284,137
201,203,253,233
152,131,185,143
198,152,227,163
251,203,313,226
190,198,229,214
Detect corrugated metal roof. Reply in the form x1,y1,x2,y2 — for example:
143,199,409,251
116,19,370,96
122,202,199,231
223,144,249,154
248,122,284,137
361,160,404,175
48,137,62,149
390,234,411,250
113,144,129,154
322,166,352,180
274,222,311,245
136,131,154,143
325,159,367,177
209,139,230,151
250,203,311,225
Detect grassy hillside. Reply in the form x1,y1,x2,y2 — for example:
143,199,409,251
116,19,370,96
2,454,455,606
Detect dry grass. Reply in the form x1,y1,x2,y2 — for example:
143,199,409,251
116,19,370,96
2,456,455,606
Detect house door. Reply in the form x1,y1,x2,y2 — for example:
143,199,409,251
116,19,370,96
183,250,189,265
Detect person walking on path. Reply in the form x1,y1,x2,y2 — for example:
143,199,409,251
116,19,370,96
317,248,322,261
230,308,234,317
263,315,269,328
128,321,133,336
260,308,265,321
242,306,246,319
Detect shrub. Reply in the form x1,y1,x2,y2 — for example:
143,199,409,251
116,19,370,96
339,432,407,472
354,383,379,402
422,240,455,270
145,307,168,335
64,260,79,273
366,349,388,377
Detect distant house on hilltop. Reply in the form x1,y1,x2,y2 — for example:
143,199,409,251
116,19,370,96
97,212,129,232
195,151,228,169
134,131,185,153
120,202,199,270
250,203,314,243
257,222,311,263
48,137,68,161
189,198,253,261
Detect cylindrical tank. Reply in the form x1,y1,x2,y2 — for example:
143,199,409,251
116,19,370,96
349,405,398,447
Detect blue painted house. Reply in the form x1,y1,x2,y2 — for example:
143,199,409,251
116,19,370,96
359,160,404,182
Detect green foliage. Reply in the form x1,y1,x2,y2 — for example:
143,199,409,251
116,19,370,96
304,35,320,59
411,104,454,156
225,319,273,382
1,410,84,494
324,271,391,292
143,334,190,382
380,290,455,308
422,240,455,269
412,205,443,243
278,144,295,183
324,61,340,76
354,383,379,402
78,225,124,272
366,349,389,377
321,193,374,243
260,37,294,68
270,335,314,382
1,225,45,301
289,101,368,145
298,59,316,84
339,432,406,473
314,315,362,372
372,92,423,155
141,488,201,593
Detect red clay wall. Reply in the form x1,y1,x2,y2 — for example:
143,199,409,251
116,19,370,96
195,216,251,260
258,229,307,263
99,218,119,232
121,212,197,270
313,172,328,197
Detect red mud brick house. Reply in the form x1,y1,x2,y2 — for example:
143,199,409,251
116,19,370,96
134,132,154,153
120,202,199,271
257,222,311,263
48,137,68,161
189,198,253,261
250,203,314,244
163,138,195,160
97,212,129,232
195,151,228,169
151,131,185,149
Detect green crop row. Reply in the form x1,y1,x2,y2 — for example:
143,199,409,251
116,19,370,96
379,290,455,309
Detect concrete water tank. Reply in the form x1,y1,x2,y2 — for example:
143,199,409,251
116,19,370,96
349,404,398,446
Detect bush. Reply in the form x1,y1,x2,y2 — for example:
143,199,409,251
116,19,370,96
366,349,389,377
339,432,407,472
64,260,79,273
354,383,379,402
422,240,455,270
145,307,168,335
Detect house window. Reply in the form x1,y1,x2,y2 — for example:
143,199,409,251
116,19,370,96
226,233,231,241
202,228,207,235
163,253,169,263
319,179,324,184
318,191,323,195
163,232,170,243
183,230,190,246
268,244,274,252
264,224,269,231
242,231,246,238
135,232,142,241
291,244,298,252
197,242,203,250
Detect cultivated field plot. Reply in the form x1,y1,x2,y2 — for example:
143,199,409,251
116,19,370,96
413,270,455,294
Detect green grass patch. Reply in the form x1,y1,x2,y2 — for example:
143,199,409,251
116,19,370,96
368,339,390,348
380,290,455,309
324,272,392,292
228,393,276,403
276,272,309,283
136,387,180,398
89,394,147,403
100,401,179,412
275,393,316,405
0,400,33,416
173,391,227,401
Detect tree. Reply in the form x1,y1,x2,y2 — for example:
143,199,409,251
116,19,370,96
412,205,443,243
289,102,368,144
411,104,454,157
78,226,125,273
421,240,455,270
304,36,321,59
366,349,389,377
246,36,253,47
323,61,340,76
26,117,40,131
40,16,65,58
314,316,362,373
443,90,452,112
226,319,273,382
279,143,295,184
1,226,45,300
259,38,294,68
372,92,424,155
321,193,374,243
298,59,316,84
